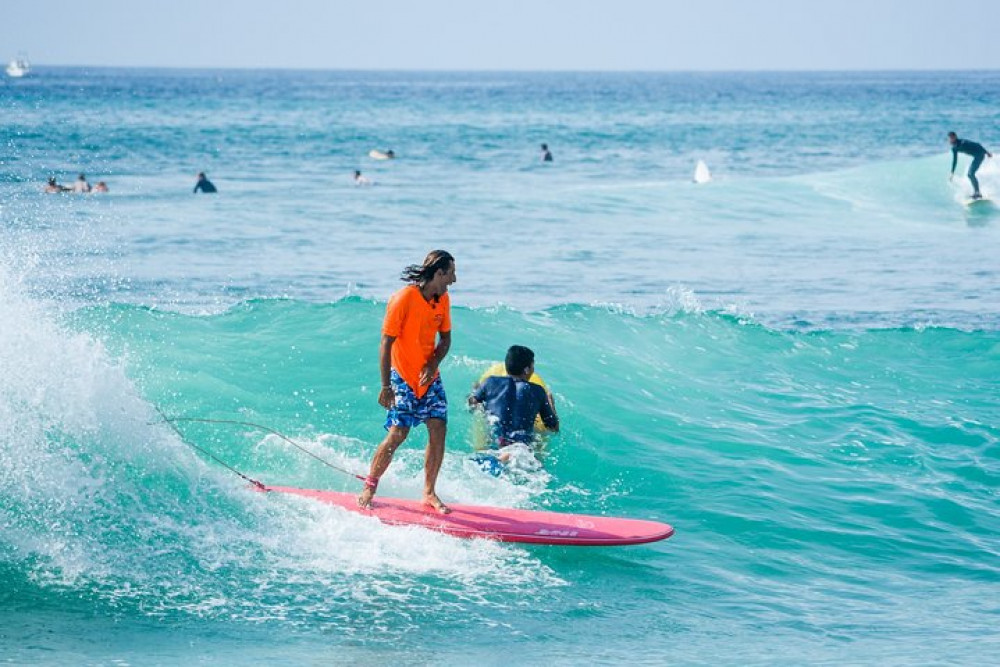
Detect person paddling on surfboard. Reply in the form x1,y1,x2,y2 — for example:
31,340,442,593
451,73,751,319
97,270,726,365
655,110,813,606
468,345,559,465
193,172,217,194
469,345,559,449
358,250,457,514
948,132,992,200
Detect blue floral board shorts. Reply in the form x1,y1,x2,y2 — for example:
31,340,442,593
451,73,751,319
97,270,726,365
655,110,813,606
384,369,448,430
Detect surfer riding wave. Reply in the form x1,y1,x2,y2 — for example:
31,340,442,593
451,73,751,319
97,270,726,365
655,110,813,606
358,250,457,514
949,131,993,200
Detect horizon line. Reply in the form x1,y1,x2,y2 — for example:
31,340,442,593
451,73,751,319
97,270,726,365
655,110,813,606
17,63,1000,75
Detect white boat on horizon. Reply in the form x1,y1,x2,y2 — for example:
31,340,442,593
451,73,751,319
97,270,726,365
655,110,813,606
6,55,31,78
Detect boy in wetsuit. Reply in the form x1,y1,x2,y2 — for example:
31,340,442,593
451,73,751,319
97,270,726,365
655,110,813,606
468,345,559,458
949,132,993,199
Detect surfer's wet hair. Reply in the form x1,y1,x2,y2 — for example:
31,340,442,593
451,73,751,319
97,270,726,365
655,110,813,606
401,249,454,285
505,345,535,376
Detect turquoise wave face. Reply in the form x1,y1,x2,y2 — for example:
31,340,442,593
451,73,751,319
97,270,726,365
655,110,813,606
3,296,997,662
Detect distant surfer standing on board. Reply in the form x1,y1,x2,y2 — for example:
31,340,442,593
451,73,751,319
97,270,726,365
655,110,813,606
948,132,992,200
358,250,457,514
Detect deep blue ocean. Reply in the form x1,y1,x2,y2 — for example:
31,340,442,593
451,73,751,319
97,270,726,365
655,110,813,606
2,68,999,664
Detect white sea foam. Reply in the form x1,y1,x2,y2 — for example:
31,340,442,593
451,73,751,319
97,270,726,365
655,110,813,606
0,267,563,614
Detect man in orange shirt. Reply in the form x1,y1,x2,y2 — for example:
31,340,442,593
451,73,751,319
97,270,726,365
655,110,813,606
358,250,457,514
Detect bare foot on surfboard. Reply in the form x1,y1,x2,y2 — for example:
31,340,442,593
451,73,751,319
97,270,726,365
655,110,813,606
423,493,451,514
357,487,375,510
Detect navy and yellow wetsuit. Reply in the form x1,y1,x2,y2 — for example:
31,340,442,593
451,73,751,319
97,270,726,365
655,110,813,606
472,376,558,445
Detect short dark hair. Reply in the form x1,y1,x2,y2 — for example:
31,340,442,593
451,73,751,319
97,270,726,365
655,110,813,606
948,131,958,139
505,345,535,376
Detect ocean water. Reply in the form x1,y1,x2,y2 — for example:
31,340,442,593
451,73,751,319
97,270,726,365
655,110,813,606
2,68,1000,664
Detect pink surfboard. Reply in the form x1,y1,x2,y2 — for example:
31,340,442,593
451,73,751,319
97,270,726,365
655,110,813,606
263,485,674,546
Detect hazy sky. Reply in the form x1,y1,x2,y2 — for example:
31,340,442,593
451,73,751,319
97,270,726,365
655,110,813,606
4,0,999,71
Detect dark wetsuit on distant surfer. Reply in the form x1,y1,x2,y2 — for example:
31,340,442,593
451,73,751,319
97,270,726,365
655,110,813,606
948,132,992,199
193,172,217,193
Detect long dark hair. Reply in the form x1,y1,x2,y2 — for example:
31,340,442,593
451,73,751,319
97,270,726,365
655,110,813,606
401,250,454,286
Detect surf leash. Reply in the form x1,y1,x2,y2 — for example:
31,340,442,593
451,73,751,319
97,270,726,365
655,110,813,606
155,407,268,490
153,408,366,484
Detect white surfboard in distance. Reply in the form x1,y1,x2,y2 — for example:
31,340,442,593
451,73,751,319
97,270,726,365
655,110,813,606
693,159,712,184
